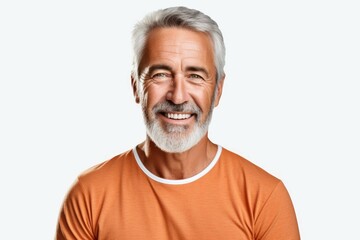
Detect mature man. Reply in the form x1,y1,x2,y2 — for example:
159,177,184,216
56,6,300,239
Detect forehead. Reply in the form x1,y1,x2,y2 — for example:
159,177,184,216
141,27,215,69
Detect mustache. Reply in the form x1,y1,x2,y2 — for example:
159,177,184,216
152,101,201,115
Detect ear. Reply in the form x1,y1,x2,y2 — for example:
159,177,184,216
131,74,140,104
214,74,225,107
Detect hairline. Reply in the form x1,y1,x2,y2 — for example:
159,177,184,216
131,7,225,87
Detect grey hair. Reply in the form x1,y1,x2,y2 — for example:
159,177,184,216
131,6,226,84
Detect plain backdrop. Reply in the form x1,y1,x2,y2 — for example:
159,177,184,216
1,0,359,239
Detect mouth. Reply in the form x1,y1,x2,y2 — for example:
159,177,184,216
160,112,194,120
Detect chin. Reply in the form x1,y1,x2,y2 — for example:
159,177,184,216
147,122,208,153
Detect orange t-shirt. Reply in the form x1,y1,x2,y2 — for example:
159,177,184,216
56,146,300,239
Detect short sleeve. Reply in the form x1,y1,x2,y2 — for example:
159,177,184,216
56,178,95,240
254,181,300,240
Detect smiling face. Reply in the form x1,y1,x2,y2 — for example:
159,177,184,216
133,27,223,153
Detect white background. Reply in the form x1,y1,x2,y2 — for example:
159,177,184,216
1,0,359,239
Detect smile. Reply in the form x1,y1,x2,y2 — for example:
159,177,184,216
164,113,192,120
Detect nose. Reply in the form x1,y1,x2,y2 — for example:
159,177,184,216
166,75,189,104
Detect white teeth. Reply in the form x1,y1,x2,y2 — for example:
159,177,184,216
165,113,191,120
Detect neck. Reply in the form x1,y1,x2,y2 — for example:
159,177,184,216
137,135,217,180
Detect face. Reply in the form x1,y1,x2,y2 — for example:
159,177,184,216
133,27,223,153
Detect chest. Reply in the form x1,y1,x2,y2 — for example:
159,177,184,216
95,178,254,240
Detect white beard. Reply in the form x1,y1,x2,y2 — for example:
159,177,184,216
142,100,215,153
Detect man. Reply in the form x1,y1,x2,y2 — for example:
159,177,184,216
56,6,300,239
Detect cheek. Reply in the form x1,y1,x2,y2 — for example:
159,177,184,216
143,84,167,107
192,88,215,108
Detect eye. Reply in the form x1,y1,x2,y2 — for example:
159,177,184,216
152,72,172,81
190,74,202,78
188,74,204,82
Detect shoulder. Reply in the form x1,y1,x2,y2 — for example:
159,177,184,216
63,149,136,210
76,149,134,188
219,147,281,189
218,147,296,225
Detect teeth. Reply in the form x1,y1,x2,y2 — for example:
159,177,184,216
165,113,191,120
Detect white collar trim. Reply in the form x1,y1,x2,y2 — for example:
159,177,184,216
132,145,222,185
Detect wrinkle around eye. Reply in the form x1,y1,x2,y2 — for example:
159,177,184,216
188,74,204,79
152,72,171,78
186,74,208,85
151,72,173,83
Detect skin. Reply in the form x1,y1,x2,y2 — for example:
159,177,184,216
132,27,225,180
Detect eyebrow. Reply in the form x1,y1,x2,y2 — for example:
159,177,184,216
148,64,173,74
148,64,209,78
185,66,209,78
